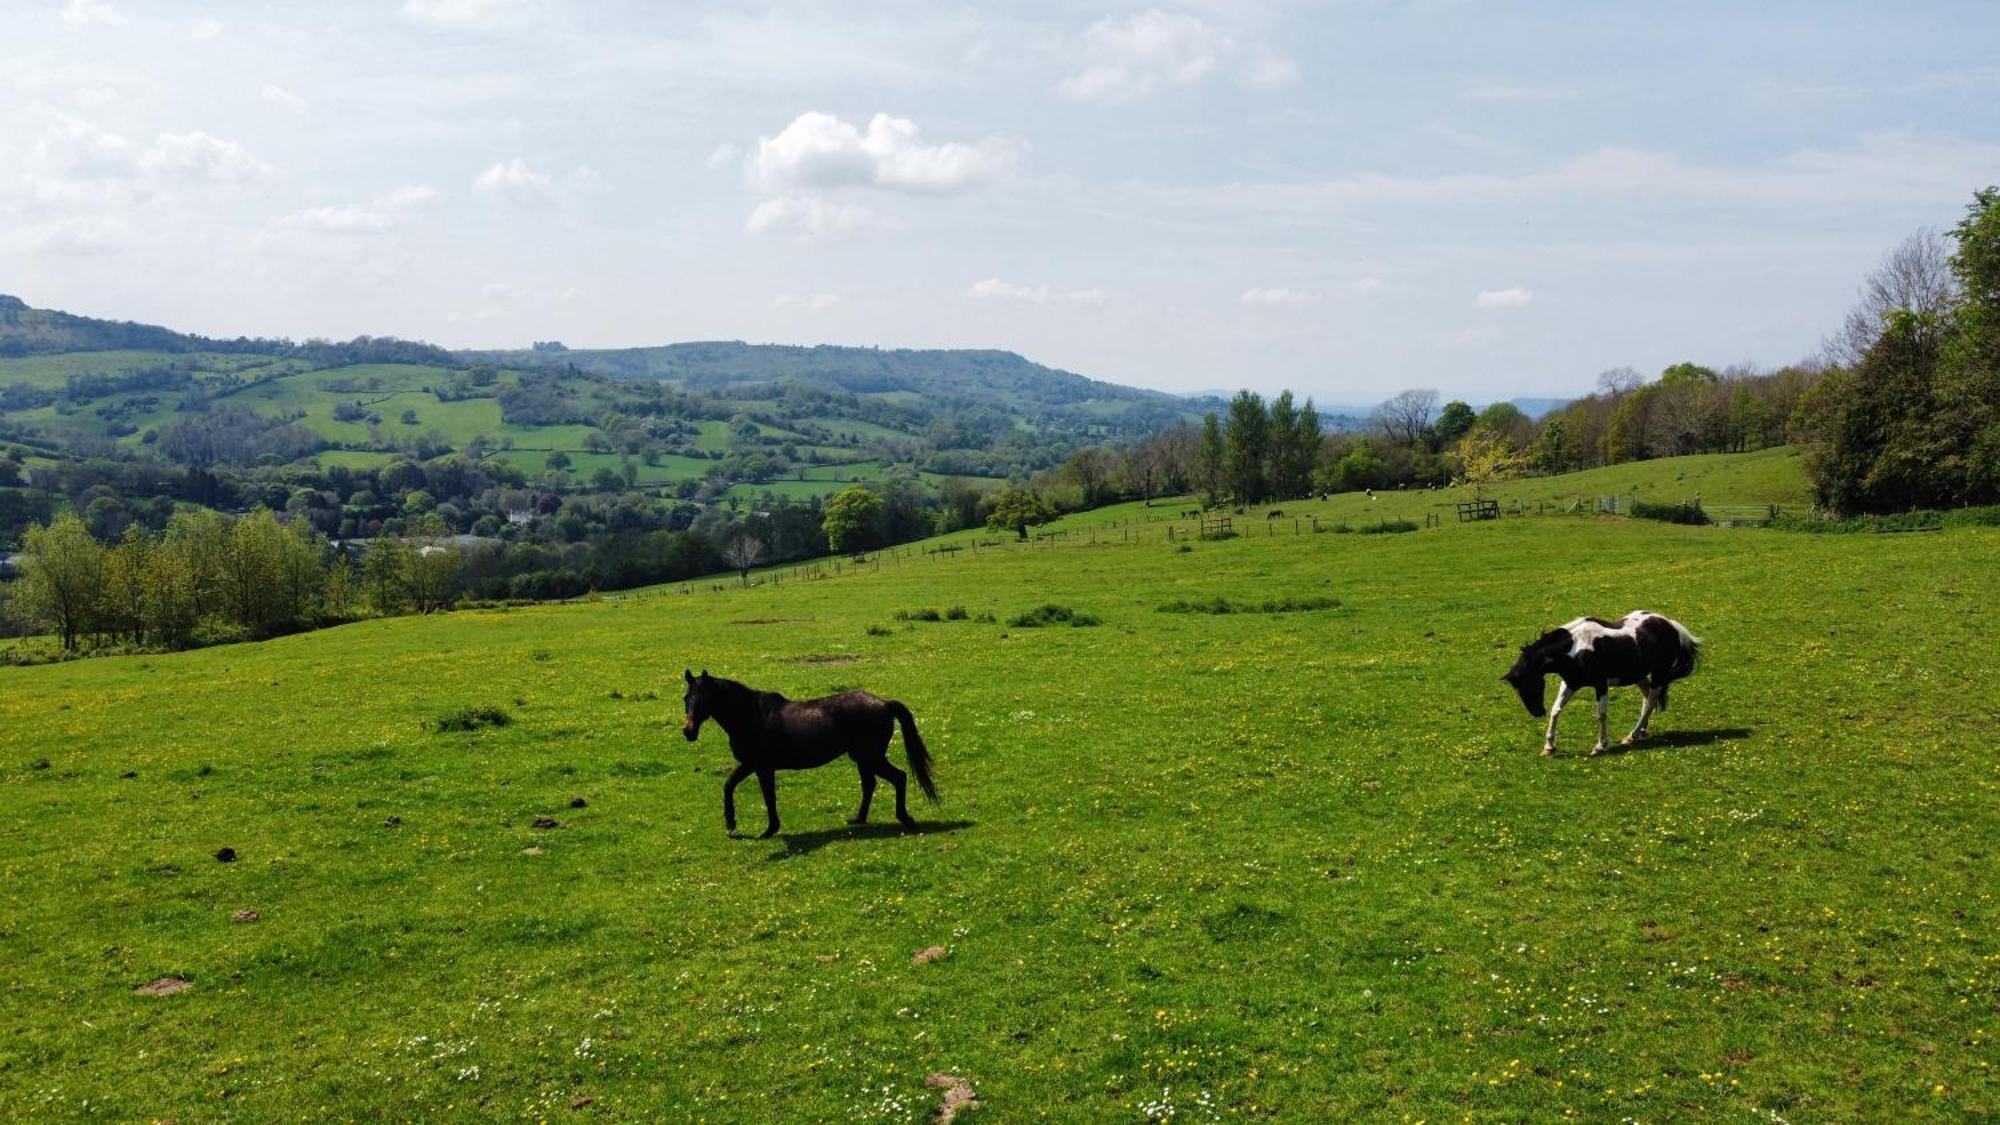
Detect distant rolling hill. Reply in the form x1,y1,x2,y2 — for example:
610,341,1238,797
0,297,1202,500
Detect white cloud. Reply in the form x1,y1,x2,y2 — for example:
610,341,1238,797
276,184,435,236
744,195,876,239
401,0,534,29
965,278,1104,305
751,112,1019,195
1474,287,1534,309
261,83,309,114
139,131,274,184
473,159,596,207
61,0,126,27
1057,10,1297,103
281,205,394,234
189,17,222,40
1353,277,1385,295
774,292,841,311
1240,286,1316,306
381,184,438,209
1150,133,2000,218
704,142,741,171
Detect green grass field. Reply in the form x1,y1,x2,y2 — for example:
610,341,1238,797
2,451,1994,1120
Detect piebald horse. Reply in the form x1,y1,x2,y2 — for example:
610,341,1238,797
1501,611,1702,755
681,670,938,837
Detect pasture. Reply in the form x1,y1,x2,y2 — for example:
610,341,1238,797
2,472,1994,1119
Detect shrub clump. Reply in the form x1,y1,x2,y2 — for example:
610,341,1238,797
944,606,969,620
1008,604,1101,628
1197,529,1239,541
1631,500,1711,525
1157,595,1341,615
1356,519,1419,535
893,608,944,622
431,706,511,733
1768,507,1981,533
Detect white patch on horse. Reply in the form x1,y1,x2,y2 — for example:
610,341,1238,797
1563,616,1610,657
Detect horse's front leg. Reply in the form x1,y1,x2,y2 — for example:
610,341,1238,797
1543,681,1576,755
756,768,781,838
721,763,752,833
1623,686,1657,746
1590,688,1610,755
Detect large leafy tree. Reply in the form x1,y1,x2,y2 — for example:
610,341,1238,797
821,485,884,553
985,487,1056,540
1224,390,1270,504
8,512,104,650
1197,414,1225,505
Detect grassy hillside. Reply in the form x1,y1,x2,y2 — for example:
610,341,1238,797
4,296,1205,502
1,498,1990,1119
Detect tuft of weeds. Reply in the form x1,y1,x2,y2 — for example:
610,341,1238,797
429,706,512,733
1157,595,1340,615
1008,604,1101,628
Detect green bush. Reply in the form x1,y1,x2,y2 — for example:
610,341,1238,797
1157,595,1340,615
1008,604,1101,628
892,608,943,622
943,606,969,620
430,706,511,733
1357,519,1419,535
1631,500,1711,525
1770,509,1947,533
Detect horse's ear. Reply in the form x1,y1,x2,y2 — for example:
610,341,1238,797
700,669,710,681
683,668,693,683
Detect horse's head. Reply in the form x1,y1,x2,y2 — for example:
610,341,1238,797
681,668,714,741
1500,629,1565,717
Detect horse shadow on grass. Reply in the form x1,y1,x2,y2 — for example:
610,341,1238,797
1592,727,1753,755
761,819,975,861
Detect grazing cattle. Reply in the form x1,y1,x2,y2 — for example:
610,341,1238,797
681,670,938,837
1500,611,1702,755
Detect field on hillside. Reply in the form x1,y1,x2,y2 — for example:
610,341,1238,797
3,478,1994,1119
0,347,964,500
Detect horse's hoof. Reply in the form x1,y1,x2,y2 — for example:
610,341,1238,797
1589,745,1607,756
1541,746,1556,757
846,815,869,826
760,827,779,839
898,816,918,830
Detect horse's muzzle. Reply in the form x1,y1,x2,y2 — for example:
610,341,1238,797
682,721,699,742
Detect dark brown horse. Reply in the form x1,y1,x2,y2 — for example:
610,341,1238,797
681,670,938,837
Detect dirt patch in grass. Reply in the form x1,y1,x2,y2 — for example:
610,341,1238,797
730,618,795,626
785,653,859,665
231,909,260,923
911,945,948,966
135,977,191,996
926,1073,977,1123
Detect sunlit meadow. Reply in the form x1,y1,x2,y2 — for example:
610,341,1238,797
2,451,1994,1120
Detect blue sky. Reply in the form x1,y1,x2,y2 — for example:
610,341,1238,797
4,1,1997,404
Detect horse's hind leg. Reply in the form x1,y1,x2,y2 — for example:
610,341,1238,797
848,757,878,825
1623,686,1658,746
872,757,916,829
1589,688,1610,755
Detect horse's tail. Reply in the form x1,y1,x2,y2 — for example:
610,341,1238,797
1669,618,1703,679
887,700,939,802
1659,617,1703,711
